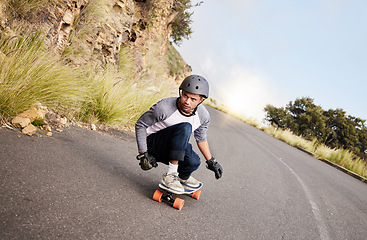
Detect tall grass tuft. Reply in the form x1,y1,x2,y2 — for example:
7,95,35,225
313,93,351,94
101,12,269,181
5,0,49,20
0,32,87,118
79,65,175,126
329,149,354,167
76,35,177,126
0,29,176,130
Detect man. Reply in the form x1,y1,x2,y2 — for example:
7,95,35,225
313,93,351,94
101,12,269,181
135,75,223,194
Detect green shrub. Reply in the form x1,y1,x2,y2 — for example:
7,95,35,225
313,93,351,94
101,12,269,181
170,0,203,45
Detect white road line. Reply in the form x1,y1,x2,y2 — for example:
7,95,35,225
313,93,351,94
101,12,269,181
277,157,330,240
250,136,330,240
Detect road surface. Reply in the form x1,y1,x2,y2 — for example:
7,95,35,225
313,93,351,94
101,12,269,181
1,107,367,239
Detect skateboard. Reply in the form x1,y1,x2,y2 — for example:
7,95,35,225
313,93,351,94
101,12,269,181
152,183,202,210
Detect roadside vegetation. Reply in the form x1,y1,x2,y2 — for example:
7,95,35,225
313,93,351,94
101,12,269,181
206,99,367,179
166,42,192,77
264,97,367,179
170,0,203,45
0,0,198,127
261,125,367,179
0,32,175,128
264,97,366,160
0,32,86,120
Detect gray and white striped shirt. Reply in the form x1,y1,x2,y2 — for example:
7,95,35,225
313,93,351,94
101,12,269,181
135,97,210,153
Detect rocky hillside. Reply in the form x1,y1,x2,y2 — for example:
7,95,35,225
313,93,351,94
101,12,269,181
0,0,191,82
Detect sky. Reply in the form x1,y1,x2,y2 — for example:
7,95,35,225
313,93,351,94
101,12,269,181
177,0,367,123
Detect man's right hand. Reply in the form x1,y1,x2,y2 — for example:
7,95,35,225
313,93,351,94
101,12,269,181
136,152,158,170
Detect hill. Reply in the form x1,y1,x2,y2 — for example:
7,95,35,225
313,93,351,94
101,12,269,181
0,0,191,126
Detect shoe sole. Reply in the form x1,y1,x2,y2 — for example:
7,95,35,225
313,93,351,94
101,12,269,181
181,182,203,191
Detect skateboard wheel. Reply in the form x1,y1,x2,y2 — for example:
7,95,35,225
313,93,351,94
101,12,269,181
153,190,164,202
173,198,184,210
192,190,201,200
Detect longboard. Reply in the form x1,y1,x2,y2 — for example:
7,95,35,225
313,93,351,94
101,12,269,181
152,183,202,210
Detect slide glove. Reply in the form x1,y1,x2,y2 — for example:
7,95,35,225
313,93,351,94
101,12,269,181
206,157,223,179
136,152,158,171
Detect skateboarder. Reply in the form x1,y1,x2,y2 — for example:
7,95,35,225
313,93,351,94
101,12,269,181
135,75,223,194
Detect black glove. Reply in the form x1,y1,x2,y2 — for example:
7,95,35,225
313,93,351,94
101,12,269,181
206,157,223,179
136,152,158,170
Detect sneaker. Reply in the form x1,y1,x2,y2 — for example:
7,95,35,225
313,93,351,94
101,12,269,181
160,172,185,194
179,176,203,191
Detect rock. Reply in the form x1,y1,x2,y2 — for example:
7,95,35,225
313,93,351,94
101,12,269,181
22,124,37,136
59,117,68,125
91,124,97,131
46,132,53,137
12,116,31,129
42,123,52,132
62,10,74,25
18,108,45,122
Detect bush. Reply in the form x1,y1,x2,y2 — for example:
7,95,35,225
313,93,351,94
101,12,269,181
170,0,202,45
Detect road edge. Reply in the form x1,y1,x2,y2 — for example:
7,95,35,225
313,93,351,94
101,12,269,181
297,146,367,185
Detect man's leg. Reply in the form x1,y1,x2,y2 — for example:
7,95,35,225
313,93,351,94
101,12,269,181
147,122,192,164
177,143,201,180
176,143,203,190
147,123,193,193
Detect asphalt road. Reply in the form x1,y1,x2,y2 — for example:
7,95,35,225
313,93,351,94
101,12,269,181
1,107,367,239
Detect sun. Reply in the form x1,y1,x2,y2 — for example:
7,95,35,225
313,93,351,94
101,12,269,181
223,93,246,115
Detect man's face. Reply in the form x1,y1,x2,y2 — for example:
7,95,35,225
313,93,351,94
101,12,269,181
178,91,204,115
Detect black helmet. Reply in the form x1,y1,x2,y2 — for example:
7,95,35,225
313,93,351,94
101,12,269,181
179,75,209,98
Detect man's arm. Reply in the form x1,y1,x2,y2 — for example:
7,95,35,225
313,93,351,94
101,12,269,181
197,141,212,161
135,97,177,153
135,113,151,153
135,100,164,153
198,140,223,179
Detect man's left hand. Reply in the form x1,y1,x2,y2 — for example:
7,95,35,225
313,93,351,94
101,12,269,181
206,157,223,179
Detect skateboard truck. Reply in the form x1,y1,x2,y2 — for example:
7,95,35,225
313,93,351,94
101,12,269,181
153,189,201,210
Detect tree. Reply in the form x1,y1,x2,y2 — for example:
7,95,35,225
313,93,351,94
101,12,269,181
264,104,288,128
285,97,326,141
357,126,367,159
323,109,362,153
170,0,203,45
348,116,366,157
264,97,367,159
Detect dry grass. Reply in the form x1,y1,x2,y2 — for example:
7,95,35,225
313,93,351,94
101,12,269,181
264,125,367,179
0,32,87,118
80,65,175,126
0,30,176,129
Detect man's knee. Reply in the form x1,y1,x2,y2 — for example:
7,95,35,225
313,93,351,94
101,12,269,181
174,122,192,138
191,155,201,169
185,143,201,168
178,149,201,179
